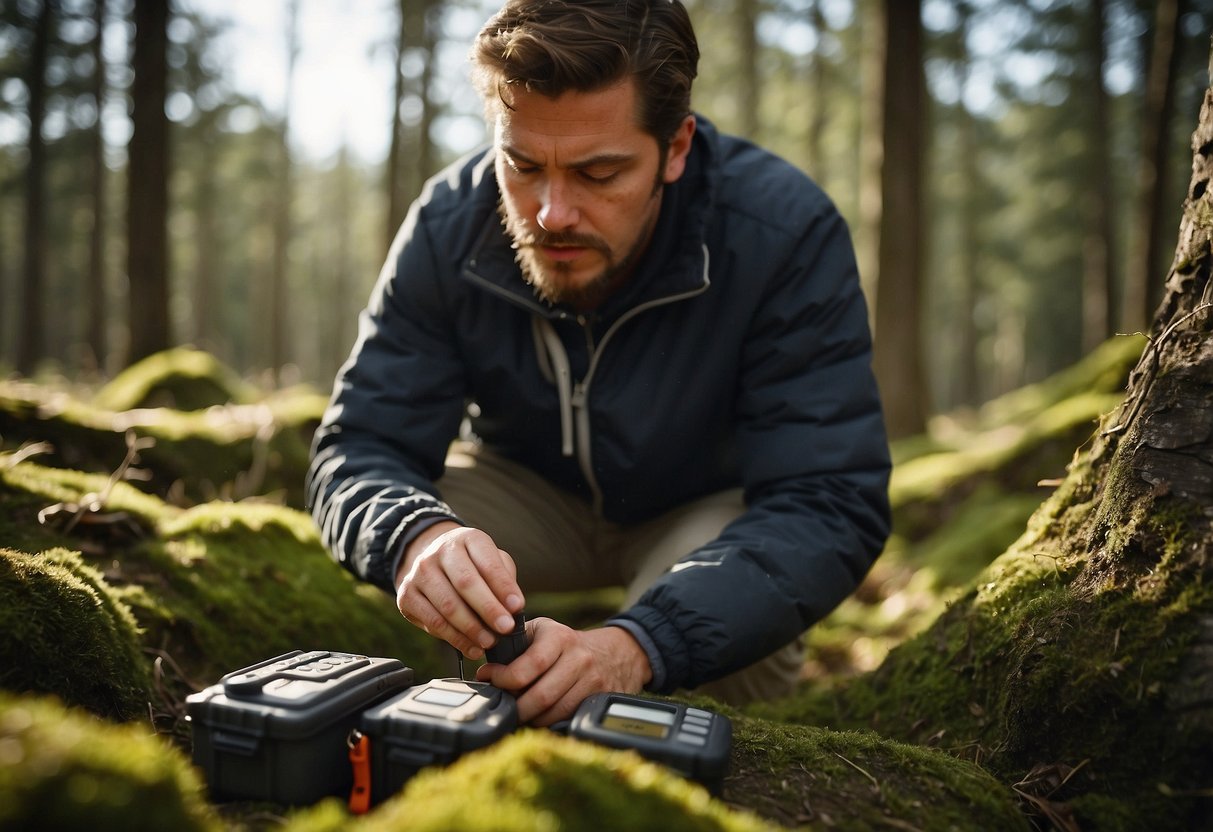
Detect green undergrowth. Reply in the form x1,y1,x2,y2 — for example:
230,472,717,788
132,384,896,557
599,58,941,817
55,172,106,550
0,692,220,831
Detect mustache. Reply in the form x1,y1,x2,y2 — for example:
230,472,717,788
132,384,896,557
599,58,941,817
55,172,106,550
511,228,610,254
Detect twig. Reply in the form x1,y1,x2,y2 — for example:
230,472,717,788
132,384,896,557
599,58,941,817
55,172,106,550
1104,295,1213,437
833,751,879,790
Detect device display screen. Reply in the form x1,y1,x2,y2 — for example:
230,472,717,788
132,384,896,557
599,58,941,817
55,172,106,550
600,701,676,739
415,687,474,709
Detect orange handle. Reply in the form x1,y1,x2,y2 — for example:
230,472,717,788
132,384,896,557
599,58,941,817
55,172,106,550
348,731,372,815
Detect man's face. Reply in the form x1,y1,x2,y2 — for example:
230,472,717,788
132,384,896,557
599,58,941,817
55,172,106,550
494,79,694,311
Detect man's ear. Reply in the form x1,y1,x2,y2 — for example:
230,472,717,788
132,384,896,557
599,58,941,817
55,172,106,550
662,115,697,184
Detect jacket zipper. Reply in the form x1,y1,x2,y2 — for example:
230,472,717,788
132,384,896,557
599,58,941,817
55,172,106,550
564,245,712,516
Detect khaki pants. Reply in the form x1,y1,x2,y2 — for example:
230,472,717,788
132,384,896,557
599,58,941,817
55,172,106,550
434,442,803,705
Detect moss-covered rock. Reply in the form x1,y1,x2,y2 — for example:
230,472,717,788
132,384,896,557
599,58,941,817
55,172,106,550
0,373,326,505
0,548,151,720
0,460,447,725
0,692,220,831
91,348,260,412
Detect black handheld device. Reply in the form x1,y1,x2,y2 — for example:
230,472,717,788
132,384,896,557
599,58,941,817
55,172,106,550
185,650,414,805
566,693,732,793
485,611,528,664
357,678,518,806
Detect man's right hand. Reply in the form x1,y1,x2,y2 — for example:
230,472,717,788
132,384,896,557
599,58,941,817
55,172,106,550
394,521,525,659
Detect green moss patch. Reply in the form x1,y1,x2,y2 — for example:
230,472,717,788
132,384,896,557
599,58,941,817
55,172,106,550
725,715,1029,829
0,375,324,504
1,548,152,720
91,348,260,412
329,730,777,832
0,460,446,729
0,692,219,831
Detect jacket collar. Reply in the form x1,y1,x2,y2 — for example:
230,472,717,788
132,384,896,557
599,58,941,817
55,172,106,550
462,115,719,322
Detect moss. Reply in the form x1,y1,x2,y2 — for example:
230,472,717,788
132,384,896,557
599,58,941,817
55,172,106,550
342,730,777,832
0,692,220,831
91,348,260,411
0,548,151,720
0,378,323,504
0,460,446,725
726,715,1029,830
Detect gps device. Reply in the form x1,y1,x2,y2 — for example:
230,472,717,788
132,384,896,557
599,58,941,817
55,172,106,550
566,693,732,793
356,678,518,808
185,650,414,805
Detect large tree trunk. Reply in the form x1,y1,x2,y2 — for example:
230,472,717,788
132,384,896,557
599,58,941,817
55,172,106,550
17,0,53,376
872,0,928,439
126,0,171,364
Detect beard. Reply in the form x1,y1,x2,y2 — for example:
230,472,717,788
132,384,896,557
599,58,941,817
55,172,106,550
497,195,659,311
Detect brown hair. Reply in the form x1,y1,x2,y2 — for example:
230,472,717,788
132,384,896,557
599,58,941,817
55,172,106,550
471,0,699,146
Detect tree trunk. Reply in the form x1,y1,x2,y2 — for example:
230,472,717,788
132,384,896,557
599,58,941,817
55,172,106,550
384,0,407,252
1082,0,1117,352
267,0,299,384
855,0,884,319
86,0,109,375
804,0,827,187
735,0,760,139
872,0,928,439
1123,0,1185,335
17,0,53,376
126,0,172,364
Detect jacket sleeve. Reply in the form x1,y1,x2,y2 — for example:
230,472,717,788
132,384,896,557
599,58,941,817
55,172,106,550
305,202,467,593
611,205,892,693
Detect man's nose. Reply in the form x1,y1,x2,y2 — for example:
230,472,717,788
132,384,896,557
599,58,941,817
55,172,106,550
537,179,579,231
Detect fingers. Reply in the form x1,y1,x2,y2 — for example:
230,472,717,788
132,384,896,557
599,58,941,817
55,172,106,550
476,619,611,727
396,527,526,657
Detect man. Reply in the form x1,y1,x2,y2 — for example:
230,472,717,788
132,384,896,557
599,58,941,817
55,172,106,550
306,0,891,727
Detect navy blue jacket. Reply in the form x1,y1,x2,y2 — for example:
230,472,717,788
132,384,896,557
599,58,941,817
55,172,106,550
306,117,891,692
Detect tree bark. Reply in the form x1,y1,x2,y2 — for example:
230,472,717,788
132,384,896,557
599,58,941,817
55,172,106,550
127,0,172,364
872,0,928,438
17,0,53,376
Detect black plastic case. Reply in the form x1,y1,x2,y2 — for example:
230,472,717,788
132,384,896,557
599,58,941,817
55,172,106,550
358,678,518,805
185,650,414,805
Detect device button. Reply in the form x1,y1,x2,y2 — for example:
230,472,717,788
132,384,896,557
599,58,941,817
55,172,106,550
680,722,709,736
675,731,708,746
685,708,713,721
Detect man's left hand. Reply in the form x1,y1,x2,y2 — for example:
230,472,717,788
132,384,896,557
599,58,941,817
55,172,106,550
475,618,652,726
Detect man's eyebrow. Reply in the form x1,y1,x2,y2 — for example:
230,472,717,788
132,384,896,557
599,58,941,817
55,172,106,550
500,145,637,170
